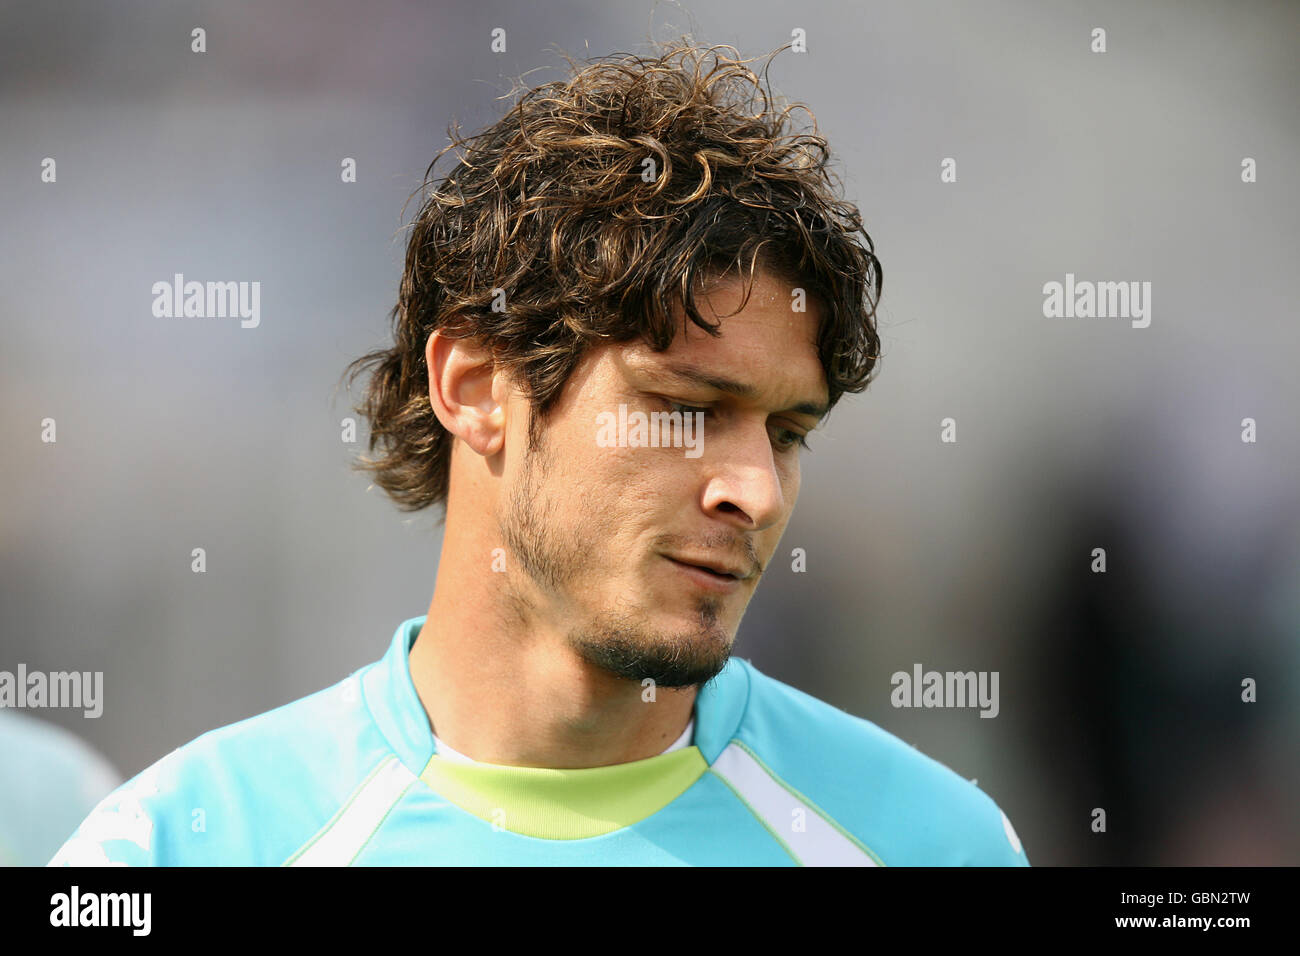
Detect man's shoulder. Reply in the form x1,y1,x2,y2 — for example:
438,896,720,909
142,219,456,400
725,658,1029,866
48,667,398,866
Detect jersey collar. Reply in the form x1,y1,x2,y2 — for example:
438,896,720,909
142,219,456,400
360,615,752,838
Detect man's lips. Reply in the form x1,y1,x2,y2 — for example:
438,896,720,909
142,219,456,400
662,554,750,590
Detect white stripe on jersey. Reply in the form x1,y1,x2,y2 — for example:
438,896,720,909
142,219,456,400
288,756,415,866
710,742,879,866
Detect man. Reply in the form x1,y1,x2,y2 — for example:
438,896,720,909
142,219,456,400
50,41,1028,866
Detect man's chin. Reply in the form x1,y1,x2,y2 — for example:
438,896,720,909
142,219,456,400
568,632,732,689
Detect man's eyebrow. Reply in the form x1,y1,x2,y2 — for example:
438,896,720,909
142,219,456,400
649,361,829,421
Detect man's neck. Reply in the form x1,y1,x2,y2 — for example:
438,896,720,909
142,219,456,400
408,540,698,769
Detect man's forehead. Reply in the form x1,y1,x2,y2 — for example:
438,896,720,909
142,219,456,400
606,268,829,410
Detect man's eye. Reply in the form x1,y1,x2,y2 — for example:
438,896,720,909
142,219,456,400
666,401,709,417
774,429,812,452
661,399,810,452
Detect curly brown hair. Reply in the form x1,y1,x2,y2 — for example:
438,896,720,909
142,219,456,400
341,38,882,519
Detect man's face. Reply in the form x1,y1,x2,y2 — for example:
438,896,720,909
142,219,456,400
496,268,828,688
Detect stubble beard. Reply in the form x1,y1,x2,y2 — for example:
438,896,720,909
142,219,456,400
496,411,733,689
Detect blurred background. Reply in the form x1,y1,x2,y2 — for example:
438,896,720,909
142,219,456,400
2,0,1297,865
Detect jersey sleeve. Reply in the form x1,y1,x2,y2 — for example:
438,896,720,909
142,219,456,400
47,749,182,866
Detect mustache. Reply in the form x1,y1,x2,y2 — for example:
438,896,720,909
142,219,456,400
651,532,764,577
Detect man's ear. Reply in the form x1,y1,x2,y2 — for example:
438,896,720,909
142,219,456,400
425,330,507,457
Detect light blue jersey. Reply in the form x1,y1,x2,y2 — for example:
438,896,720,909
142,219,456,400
49,616,1029,866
